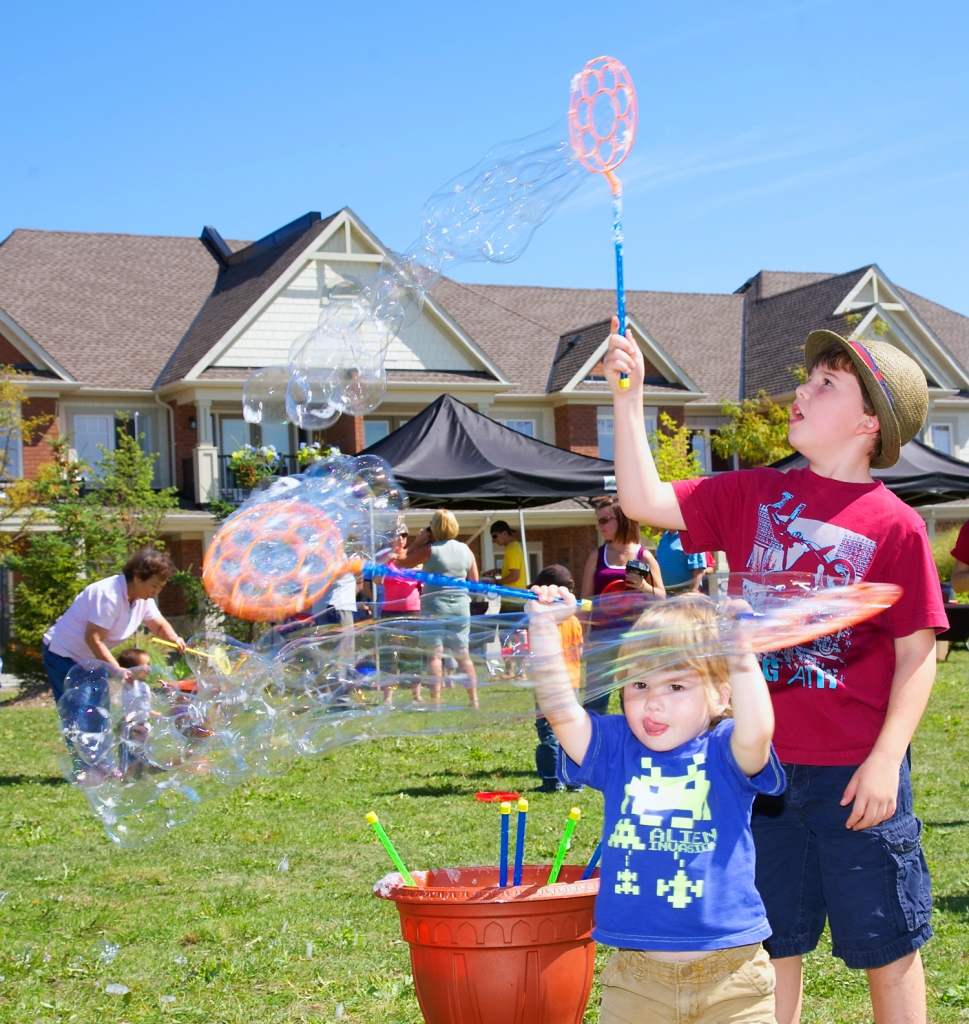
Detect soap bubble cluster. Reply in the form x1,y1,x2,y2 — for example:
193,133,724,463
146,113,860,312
56,576,899,847
242,122,586,432
202,453,406,621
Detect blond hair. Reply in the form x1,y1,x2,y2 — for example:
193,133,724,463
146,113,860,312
618,596,731,717
429,508,460,541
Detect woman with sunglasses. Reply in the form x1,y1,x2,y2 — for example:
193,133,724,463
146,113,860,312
579,499,665,713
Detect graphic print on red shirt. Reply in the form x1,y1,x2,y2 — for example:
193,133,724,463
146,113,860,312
672,467,947,765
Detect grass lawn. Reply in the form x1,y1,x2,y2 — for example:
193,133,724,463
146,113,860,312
1,654,968,1024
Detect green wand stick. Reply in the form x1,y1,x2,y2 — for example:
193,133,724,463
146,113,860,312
547,807,581,885
366,811,415,887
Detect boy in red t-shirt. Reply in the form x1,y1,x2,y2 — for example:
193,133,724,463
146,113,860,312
605,319,946,1024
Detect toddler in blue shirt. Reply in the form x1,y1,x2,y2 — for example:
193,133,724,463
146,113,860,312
527,590,785,1024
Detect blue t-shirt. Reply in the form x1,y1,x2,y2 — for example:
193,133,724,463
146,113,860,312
558,714,785,951
655,531,707,588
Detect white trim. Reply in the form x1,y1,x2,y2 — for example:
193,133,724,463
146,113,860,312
834,266,969,391
559,315,703,395
182,208,510,386
0,306,76,381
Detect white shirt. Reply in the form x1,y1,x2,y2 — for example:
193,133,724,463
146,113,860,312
43,574,160,663
325,572,358,612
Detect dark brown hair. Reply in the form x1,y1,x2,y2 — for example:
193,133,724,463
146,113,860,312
597,498,641,546
123,548,176,583
807,343,882,463
117,647,151,669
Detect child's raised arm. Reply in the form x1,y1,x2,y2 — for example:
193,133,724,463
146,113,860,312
526,587,592,766
725,603,775,776
602,315,687,531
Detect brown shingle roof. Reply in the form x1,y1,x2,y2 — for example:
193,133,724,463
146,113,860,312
156,213,337,387
742,267,870,397
737,270,838,300
431,280,743,401
0,228,229,389
898,287,969,374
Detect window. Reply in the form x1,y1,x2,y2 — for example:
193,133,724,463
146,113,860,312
257,421,291,455
597,412,615,460
598,407,660,461
116,412,153,458
930,424,953,456
691,431,711,474
364,420,390,447
73,414,114,477
503,420,535,437
221,418,248,456
0,401,23,481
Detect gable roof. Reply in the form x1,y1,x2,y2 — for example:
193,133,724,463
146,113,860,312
0,228,226,389
430,280,743,401
737,270,838,300
742,266,871,397
155,212,337,387
897,286,969,378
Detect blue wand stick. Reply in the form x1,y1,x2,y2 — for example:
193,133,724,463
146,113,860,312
514,798,528,887
581,840,602,880
499,801,511,887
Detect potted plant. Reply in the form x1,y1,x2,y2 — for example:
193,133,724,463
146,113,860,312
227,444,280,490
295,442,339,469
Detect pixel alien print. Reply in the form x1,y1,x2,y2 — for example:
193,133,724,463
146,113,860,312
746,490,877,691
608,753,714,908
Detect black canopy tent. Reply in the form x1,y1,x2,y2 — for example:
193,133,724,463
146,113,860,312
362,394,616,510
771,439,969,506
362,394,616,585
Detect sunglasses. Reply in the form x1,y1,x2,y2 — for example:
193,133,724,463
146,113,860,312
597,515,616,525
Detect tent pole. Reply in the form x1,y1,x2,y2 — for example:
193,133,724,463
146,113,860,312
518,506,530,586
482,515,494,572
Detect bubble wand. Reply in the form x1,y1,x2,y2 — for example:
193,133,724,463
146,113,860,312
366,812,415,887
499,801,511,887
568,56,637,389
581,839,602,880
513,797,528,887
548,807,581,884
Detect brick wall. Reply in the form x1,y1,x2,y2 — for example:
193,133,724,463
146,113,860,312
525,524,599,586
554,405,599,457
21,398,58,478
158,537,204,617
172,403,197,492
0,335,28,365
322,415,365,454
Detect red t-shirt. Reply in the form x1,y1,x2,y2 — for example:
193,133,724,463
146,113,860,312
673,467,947,766
951,521,969,565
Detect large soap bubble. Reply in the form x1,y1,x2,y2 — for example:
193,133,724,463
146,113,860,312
57,574,899,847
242,109,589,430
242,365,291,426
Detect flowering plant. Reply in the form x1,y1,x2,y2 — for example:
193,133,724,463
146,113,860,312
228,444,280,489
295,442,340,468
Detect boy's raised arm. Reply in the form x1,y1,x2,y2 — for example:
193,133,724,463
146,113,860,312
603,316,687,531
526,589,592,766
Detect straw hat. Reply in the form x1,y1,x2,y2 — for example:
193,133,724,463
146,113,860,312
804,330,929,469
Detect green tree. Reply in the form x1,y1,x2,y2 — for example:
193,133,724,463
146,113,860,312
650,412,703,482
711,391,794,467
8,421,179,649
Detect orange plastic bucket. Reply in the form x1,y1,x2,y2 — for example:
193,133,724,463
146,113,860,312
374,865,598,1024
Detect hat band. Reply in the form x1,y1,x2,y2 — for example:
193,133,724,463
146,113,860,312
847,341,894,410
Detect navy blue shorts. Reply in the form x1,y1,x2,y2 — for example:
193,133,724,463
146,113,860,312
752,757,932,969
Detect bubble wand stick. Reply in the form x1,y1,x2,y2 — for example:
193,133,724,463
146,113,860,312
366,812,415,887
568,57,637,389
499,801,511,887
547,807,581,884
513,797,528,887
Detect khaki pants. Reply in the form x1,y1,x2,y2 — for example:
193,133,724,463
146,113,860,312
600,943,775,1024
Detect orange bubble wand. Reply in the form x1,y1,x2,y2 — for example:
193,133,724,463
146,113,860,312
568,56,637,389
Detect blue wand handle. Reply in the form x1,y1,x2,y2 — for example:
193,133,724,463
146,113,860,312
365,564,592,612
499,802,511,887
607,172,629,390
514,798,528,887
581,840,602,880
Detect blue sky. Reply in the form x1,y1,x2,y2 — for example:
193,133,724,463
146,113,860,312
3,1,967,314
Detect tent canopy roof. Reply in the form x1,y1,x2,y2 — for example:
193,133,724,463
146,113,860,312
362,394,616,509
772,439,969,505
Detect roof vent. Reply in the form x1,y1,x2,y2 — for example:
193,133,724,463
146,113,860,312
201,225,233,265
